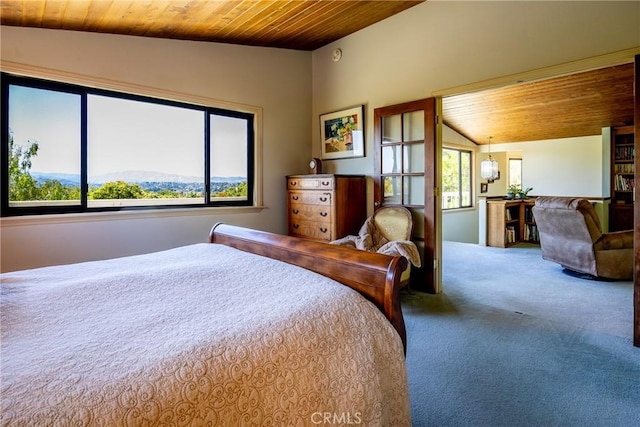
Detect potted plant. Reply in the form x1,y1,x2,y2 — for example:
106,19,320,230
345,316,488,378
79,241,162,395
518,186,533,199
506,184,533,199
506,184,520,199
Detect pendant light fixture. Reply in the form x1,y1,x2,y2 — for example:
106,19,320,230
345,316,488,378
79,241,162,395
480,136,499,183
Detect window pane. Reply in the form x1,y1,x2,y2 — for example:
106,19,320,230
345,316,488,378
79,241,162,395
382,114,401,143
210,114,248,201
509,158,522,187
461,151,472,207
442,148,460,209
87,95,204,208
8,85,82,207
442,147,472,209
403,143,424,173
383,176,401,204
382,145,401,174
403,176,424,205
403,110,424,141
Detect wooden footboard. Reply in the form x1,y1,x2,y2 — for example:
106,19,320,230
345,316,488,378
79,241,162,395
210,223,408,352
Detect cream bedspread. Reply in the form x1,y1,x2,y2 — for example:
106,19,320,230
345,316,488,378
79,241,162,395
1,244,410,426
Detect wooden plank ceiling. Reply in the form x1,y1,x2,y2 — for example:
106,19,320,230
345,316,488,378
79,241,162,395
0,0,424,51
443,63,635,145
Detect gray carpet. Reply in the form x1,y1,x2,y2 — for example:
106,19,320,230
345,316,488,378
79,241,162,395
403,241,639,427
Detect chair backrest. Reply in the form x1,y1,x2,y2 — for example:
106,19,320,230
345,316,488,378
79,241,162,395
532,196,602,275
533,197,602,241
372,206,413,242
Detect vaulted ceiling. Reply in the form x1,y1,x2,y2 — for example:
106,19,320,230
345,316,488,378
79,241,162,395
1,0,635,145
443,63,635,145
0,0,424,51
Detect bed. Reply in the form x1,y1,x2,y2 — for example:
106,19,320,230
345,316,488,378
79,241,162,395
1,223,410,426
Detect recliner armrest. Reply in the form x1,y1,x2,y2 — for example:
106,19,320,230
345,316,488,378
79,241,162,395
594,230,634,250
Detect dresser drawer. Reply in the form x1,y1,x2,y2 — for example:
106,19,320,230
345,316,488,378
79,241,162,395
289,221,332,241
286,174,365,243
288,190,333,206
289,204,332,222
287,177,334,190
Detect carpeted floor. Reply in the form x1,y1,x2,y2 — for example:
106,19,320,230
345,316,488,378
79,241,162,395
402,241,639,427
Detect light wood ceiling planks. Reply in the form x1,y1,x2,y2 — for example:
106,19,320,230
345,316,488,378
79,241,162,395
443,63,635,145
0,0,424,50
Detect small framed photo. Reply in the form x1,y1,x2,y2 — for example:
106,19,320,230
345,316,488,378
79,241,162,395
320,105,364,160
480,182,488,193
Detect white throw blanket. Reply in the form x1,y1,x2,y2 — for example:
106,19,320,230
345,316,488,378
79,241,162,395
1,244,410,426
331,217,422,268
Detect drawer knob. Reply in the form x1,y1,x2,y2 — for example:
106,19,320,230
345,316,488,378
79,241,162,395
290,181,297,186
321,181,330,186
320,227,328,233
292,224,299,229
319,212,327,217
319,197,327,202
292,209,299,214
292,196,299,200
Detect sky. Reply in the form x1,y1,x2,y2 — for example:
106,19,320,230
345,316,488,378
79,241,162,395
9,85,247,180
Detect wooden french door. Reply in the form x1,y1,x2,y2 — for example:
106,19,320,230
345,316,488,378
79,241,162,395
373,98,440,293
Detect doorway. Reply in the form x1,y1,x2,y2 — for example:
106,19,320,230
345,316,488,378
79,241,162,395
435,51,639,345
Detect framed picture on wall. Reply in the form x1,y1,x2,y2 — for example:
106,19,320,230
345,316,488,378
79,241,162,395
320,105,364,160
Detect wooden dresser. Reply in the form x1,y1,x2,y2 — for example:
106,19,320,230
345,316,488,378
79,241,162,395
286,174,366,242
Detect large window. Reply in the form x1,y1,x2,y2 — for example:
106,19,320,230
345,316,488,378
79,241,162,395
442,147,472,209
1,74,255,216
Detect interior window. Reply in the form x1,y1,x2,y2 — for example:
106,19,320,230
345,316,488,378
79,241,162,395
509,158,523,188
442,147,472,210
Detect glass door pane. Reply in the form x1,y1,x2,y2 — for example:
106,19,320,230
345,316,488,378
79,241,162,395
382,114,402,143
403,176,425,205
403,143,425,173
382,145,402,174
403,110,425,141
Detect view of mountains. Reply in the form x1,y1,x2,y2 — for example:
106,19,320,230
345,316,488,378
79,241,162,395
31,171,246,193
32,171,245,184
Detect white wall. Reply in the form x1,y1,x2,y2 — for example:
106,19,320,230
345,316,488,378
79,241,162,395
481,135,605,198
521,135,604,197
0,27,312,272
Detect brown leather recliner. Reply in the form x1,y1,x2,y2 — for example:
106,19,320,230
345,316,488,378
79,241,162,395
532,196,633,280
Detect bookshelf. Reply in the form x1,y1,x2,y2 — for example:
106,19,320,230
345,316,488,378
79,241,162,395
610,125,635,231
522,202,539,243
487,199,538,248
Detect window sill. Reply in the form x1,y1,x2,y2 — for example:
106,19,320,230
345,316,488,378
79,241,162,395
0,205,265,227
442,206,477,214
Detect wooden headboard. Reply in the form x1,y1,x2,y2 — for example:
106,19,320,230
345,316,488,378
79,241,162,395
209,223,408,351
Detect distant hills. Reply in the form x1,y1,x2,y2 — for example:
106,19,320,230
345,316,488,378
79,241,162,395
31,171,245,185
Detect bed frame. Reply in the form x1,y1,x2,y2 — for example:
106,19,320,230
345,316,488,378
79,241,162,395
210,223,408,351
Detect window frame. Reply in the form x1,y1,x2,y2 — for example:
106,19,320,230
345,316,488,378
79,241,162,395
441,146,473,210
1,72,257,217
508,157,523,188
